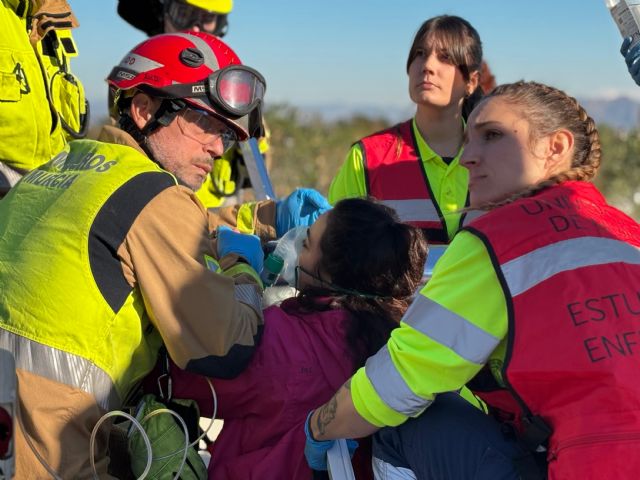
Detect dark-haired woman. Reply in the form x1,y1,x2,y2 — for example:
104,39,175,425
329,15,484,244
169,198,428,479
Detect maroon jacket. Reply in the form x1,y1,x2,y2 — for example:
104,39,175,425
170,297,373,480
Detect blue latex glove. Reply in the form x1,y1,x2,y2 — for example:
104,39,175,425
621,36,640,85
216,226,264,274
303,411,358,471
275,188,331,237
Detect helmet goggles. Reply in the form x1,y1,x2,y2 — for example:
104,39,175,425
165,0,222,33
157,65,266,119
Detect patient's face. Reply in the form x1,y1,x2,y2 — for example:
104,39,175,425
296,212,329,290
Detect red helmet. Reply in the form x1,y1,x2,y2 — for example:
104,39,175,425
108,31,265,140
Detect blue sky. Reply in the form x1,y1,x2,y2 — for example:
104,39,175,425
73,0,635,121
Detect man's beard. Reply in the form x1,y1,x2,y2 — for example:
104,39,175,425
146,134,212,191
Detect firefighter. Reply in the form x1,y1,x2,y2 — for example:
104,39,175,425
0,31,326,478
0,0,88,196
116,0,273,208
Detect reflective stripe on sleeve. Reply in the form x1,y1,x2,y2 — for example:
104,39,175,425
0,329,119,411
503,237,640,297
403,295,501,365
365,344,433,417
381,199,440,223
234,284,263,315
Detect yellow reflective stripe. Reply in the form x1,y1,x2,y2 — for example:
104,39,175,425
223,262,263,289
503,237,640,297
236,202,257,234
403,296,500,365
0,329,119,411
394,325,485,396
351,366,409,427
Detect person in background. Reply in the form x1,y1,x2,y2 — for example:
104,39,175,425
479,60,497,94
166,198,427,480
305,81,640,479
329,15,484,244
117,0,231,37
116,0,272,209
0,31,324,478
620,35,640,85
0,0,88,197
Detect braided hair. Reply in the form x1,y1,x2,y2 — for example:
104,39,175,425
475,81,602,210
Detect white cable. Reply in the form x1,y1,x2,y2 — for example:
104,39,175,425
15,393,63,480
90,410,153,480
17,374,218,480
17,372,148,480
193,378,217,450
139,408,189,480
153,376,218,458
128,376,218,480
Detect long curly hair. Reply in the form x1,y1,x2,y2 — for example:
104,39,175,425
298,198,427,370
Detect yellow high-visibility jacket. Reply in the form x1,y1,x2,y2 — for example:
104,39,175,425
0,0,87,172
351,231,508,426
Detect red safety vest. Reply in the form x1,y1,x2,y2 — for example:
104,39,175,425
359,120,450,244
465,181,640,479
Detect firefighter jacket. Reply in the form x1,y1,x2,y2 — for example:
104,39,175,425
0,126,264,478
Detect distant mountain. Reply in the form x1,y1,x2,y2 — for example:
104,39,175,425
89,96,640,131
295,102,413,125
299,98,640,131
578,96,640,131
